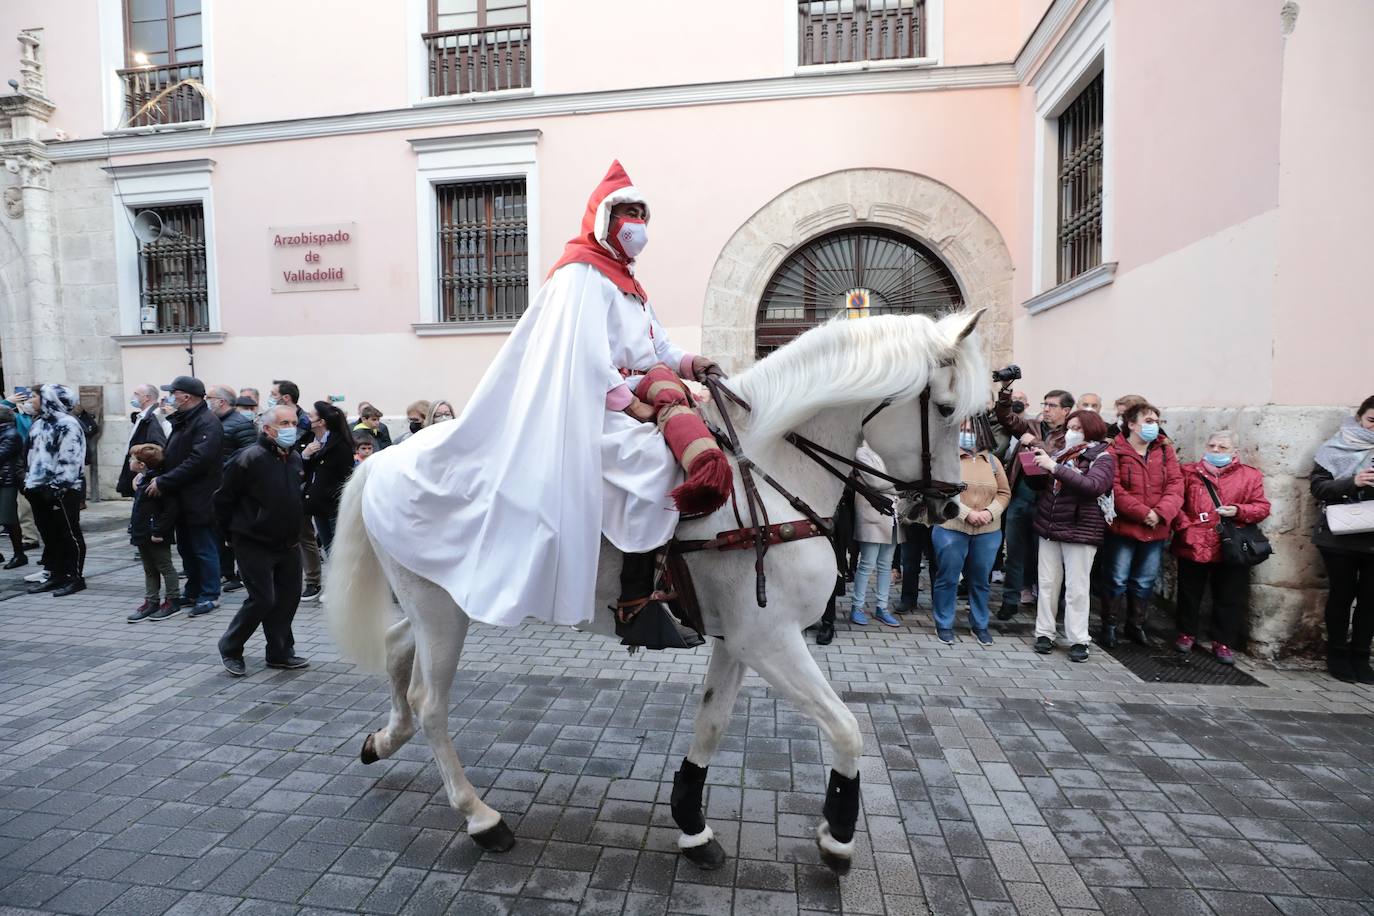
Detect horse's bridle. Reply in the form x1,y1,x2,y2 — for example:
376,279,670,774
679,376,966,606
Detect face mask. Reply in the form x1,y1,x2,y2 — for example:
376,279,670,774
273,426,299,448
1011,401,1026,415
265,396,280,409
129,397,141,409
1064,430,1085,450
958,431,977,452
608,216,648,260
1139,422,1160,442
409,419,423,434
1204,452,1232,468
1083,405,1099,413
238,408,255,418
434,414,453,423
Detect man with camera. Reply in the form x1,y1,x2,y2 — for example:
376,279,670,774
991,365,1074,622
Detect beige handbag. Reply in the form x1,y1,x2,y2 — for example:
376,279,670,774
1327,502,1374,535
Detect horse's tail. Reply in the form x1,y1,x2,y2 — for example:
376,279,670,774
322,459,391,674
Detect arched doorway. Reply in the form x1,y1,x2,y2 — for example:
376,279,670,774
755,226,963,358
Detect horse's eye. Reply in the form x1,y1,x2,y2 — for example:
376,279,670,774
937,404,954,418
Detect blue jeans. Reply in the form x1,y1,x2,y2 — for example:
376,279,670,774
852,540,897,613
313,512,336,554
176,522,222,603
1000,480,1038,607
932,527,1003,631
1104,534,1165,598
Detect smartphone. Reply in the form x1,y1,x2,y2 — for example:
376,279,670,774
1018,450,1047,476
14,386,29,397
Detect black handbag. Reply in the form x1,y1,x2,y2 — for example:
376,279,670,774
1200,476,1272,566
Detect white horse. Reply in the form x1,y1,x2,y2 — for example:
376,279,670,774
324,309,988,874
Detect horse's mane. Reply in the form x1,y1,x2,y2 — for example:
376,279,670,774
733,311,989,444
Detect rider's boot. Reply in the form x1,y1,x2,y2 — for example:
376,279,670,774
615,551,704,650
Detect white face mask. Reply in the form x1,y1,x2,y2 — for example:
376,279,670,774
1064,430,1085,450
610,217,648,260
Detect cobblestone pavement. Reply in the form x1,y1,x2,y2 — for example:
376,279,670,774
2,510,1373,915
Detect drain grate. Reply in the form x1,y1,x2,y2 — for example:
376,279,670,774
1102,641,1266,687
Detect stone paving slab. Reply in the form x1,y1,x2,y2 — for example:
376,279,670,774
1,528,1373,914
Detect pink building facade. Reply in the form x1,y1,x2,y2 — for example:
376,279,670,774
0,0,1367,655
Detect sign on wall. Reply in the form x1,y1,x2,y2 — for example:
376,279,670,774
269,223,358,293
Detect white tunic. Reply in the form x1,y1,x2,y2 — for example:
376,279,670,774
361,262,687,627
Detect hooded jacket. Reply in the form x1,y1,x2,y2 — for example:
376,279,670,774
24,385,86,492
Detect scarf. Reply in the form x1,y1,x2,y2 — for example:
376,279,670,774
633,365,731,515
1315,416,1374,480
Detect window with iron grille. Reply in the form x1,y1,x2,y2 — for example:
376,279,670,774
755,227,962,358
797,0,924,67
435,178,529,323
1056,72,1104,284
426,0,531,96
120,0,204,127
135,203,209,334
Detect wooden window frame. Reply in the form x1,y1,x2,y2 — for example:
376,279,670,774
135,202,211,334
1055,71,1104,285
428,0,528,32
434,177,530,324
122,0,201,68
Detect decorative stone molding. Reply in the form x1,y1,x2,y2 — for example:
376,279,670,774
700,169,1015,374
1281,2,1300,37
3,154,51,189
3,187,21,218
17,30,47,99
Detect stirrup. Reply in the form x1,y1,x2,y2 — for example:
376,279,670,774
614,596,703,651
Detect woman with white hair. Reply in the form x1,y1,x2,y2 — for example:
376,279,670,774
1170,430,1270,665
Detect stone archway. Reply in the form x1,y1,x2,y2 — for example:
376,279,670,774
701,169,1014,373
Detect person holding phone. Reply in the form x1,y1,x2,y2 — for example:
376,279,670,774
1028,410,1116,662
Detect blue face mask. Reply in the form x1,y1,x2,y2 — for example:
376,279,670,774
1139,422,1160,442
958,431,977,452
274,426,299,448
1204,452,1232,468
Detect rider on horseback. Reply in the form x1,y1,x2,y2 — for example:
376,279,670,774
360,161,726,648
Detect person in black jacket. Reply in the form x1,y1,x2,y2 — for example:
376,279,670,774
147,376,223,616
0,406,27,568
302,401,355,553
209,384,258,593
215,406,310,677
126,444,179,622
1311,395,1374,684
118,384,167,497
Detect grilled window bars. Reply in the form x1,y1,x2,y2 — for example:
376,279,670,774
435,178,530,323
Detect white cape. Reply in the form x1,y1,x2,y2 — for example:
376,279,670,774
361,262,682,627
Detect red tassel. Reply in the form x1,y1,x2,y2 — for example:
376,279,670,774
670,450,733,515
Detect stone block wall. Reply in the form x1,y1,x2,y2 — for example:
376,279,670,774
1158,404,1351,659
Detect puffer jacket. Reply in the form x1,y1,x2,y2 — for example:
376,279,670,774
1311,462,1374,554
25,384,86,492
1108,433,1184,543
1172,461,1271,564
218,408,258,462
852,444,906,545
1032,442,1116,546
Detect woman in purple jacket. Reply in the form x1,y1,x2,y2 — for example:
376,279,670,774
1029,409,1117,662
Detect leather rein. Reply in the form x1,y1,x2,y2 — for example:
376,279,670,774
672,376,966,608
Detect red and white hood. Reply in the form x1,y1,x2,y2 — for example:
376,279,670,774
578,160,649,256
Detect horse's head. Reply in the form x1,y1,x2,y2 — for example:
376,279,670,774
861,309,988,525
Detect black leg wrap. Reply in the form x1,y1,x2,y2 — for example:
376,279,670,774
670,759,708,836
822,769,861,844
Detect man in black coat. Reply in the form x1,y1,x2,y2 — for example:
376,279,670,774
147,376,223,616
209,384,258,593
215,405,310,677
117,384,166,497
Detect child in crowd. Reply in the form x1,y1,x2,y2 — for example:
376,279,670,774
353,432,375,466
126,443,179,622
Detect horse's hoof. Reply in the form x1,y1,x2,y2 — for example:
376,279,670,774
470,818,516,853
816,823,854,876
360,733,379,765
681,837,727,870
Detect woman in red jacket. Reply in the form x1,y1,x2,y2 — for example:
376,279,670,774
1100,403,1184,647
1171,430,1271,664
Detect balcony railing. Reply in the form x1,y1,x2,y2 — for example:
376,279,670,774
425,24,531,97
118,60,205,128
798,1,924,67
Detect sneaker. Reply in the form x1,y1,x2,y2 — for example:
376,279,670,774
874,609,900,628
127,600,157,623
1174,633,1195,654
301,584,322,602
973,629,993,647
894,599,917,614
1021,588,1035,605
936,628,955,645
1068,643,1090,663
990,570,1005,584
266,655,310,670
221,656,246,677
176,595,196,609
1034,636,1054,654
148,599,180,621
849,608,870,626
995,603,1018,622
188,599,219,617
23,569,49,584
52,578,86,597
222,577,244,593
1213,643,1235,665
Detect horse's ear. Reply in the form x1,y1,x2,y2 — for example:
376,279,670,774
954,308,987,344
